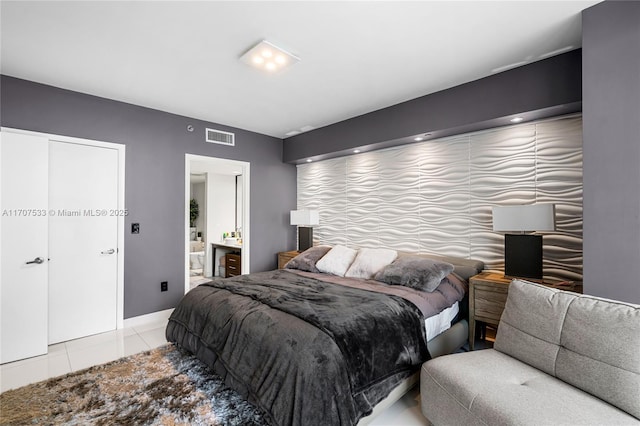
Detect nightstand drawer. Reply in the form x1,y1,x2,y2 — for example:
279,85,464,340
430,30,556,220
226,265,240,277
468,272,511,350
474,289,509,323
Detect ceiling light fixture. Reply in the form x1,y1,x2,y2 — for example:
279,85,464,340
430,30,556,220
306,159,312,163
510,117,524,123
241,40,300,73
414,133,432,142
492,61,529,74
353,149,361,153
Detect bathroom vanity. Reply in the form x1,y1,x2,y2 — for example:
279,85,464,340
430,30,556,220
211,242,242,277
225,253,242,277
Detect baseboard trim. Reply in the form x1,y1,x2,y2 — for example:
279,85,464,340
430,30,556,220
123,308,174,329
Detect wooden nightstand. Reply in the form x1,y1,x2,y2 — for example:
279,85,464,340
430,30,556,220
277,250,299,269
468,272,582,350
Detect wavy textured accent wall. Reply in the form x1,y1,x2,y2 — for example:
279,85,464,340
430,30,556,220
297,115,583,280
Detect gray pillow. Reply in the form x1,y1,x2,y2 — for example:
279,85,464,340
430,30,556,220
284,245,332,273
374,256,454,292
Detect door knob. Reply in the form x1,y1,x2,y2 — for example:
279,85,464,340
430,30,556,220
101,248,116,255
26,257,44,265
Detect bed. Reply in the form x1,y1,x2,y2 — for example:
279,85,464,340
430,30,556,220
166,246,484,426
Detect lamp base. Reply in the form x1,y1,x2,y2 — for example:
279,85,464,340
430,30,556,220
504,234,543,279
298,227,313,252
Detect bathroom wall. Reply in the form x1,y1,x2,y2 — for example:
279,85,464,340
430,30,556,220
206,172,237,277
206,173,237,246
236,175,243,233
297,115,583,281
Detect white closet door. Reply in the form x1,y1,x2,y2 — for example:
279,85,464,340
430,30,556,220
0,132,49,363
48,141,119,344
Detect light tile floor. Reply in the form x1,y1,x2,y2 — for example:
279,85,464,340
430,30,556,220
369,386,427,425
0,318,168,393
0,316,495,426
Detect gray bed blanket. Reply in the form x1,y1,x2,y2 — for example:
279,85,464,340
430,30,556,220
166,269,430,426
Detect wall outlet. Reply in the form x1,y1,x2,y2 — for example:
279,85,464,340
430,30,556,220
161,281,168,292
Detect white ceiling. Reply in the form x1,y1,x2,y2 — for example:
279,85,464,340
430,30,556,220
1,1,600,139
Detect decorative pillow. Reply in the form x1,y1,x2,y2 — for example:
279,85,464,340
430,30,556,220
345,248,398,279
315,245,358,277
374,256,454,292
284,245,332,273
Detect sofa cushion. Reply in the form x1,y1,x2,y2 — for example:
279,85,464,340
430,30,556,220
495,279,640,420
421,349,639,425
494,280,575,376
557,294,640,420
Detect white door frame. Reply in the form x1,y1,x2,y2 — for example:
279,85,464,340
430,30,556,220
185,154,250,294
1,127,126,330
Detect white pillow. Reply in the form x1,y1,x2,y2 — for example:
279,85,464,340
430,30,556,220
315,245,358,277
345,248,398,279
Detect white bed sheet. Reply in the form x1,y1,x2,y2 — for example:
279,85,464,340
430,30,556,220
425,301,459,342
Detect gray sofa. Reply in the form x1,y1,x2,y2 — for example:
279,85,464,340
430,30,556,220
421,279,640,425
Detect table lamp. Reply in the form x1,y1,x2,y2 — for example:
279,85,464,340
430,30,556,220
492,204,555,279
290,210,319,252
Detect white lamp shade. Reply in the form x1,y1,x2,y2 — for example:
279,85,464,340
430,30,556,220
290,210,320,226
492,204,555,232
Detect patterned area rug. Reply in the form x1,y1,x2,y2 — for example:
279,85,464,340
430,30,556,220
0,344,268,425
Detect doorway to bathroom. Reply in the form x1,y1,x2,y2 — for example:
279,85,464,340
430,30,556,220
184,154,250,294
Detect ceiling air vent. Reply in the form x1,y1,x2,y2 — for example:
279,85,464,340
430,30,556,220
206,128,235,146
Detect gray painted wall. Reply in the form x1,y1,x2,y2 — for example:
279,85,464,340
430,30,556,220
283,50,582,164
582,1,640,304
0,76,298,318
